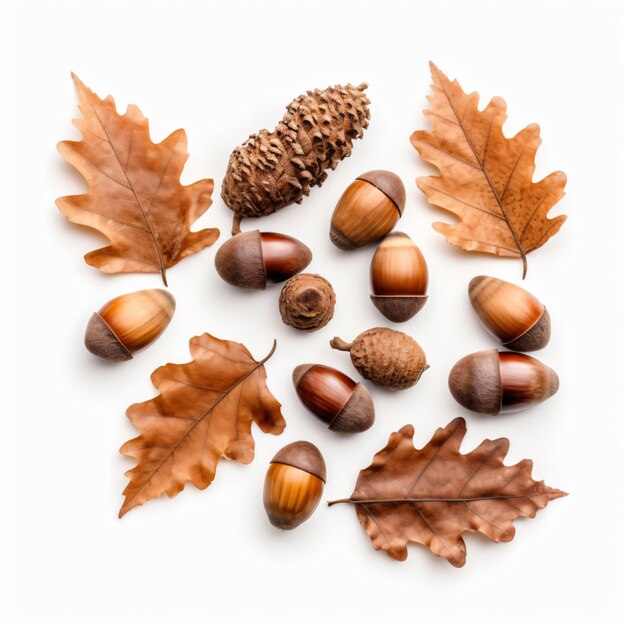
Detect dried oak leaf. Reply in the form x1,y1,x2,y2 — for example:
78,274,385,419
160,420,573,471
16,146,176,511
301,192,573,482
56,74,219,285
329,418,566,567
411,63,567,278
119,333,284,517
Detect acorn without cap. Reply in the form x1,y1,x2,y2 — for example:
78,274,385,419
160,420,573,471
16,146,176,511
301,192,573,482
214,230,312,290
330,327,428,390
468,276,551,351
84,289,175,362
330,170,405,250
448,349,559,415
370,232,428,322
293,364,375,433
263,441,326,530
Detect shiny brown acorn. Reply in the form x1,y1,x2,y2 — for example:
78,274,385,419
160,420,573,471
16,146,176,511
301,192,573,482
330,327,428,390
84,289,175,362
468,276,551,351
263,441,326,530
370,232,428,322
448,349,559,415
293,364,375,433
330,170,405,250
214,230,312,290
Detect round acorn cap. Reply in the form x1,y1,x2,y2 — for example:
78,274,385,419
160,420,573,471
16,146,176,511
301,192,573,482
330,383,375,433
370,295,428,323
448,349,502,415
84,312,132,361
214,230,266,289
357,170,406,215
271,441,326,483
504,308,551,352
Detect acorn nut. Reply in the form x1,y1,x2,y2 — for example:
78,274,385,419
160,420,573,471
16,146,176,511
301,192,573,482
293,364,375,433
330,327,428,390
84,289,175,362
215,230,312,290
469,276,551,351
263,441,326,530
370,232,429,322
279,273,336,332
330,170,405,250
448,349,559,415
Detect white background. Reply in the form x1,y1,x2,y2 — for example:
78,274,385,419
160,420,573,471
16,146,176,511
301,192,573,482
5,0,626,624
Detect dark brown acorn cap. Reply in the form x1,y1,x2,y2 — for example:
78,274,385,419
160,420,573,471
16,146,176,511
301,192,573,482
214,230,266,290
370,295,428,323
271,441,326,483
504,308,551,352
448,349,501,415
84,313,132,362
330,383,375,433
357,170,406,215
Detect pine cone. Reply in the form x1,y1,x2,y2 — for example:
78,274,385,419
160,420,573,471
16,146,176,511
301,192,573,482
222,83,370,233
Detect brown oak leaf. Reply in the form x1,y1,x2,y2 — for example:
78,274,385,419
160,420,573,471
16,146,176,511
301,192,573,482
119,334,284,517
329,418,566,567
56,74,219,285
411,63,567,278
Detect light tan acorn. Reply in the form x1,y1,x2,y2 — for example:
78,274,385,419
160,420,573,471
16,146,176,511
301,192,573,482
293,364,375,433
84,289,175,362
330,170,405,250
263,441,326,530
222,83,370,234
468,276,551,351
330,327,428,390
214,230,312,290
448,349,559,415
370,232,428,322
279,274,336,332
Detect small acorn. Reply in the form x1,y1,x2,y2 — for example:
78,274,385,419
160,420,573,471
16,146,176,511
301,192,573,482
448,349,559,415
263,441,326,530
279,273,336,332
370,232,429,322
330,327,428,390
214,230,312,290
468,276,551,351
85,289,175,362
330,170,405,250
293,364,375,433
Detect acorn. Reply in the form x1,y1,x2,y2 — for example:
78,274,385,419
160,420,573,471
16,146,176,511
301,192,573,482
330,170,405,250
370,232,428,322
263,441,326,530
468,276,551,351
279,273,336,332
330,327,428,390
293,364,375,433
214,230,311,290
448,349,559,415
84,289,175,362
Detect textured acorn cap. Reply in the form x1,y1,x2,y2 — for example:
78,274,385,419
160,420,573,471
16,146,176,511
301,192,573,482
357,170,406,215
84,312,132,361
271,441,326,483
214,230,266,289
448,349,501,415
331,383,375,433
504,308,551,352
370,295,429,323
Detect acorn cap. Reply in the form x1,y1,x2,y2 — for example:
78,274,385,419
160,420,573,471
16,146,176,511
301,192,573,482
357,170,405,215
370,295,428,323
448,349,501,415
84,312,132,361
504,308,551,352
214,230,266,290
331,383,375,433
271,441,326,483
